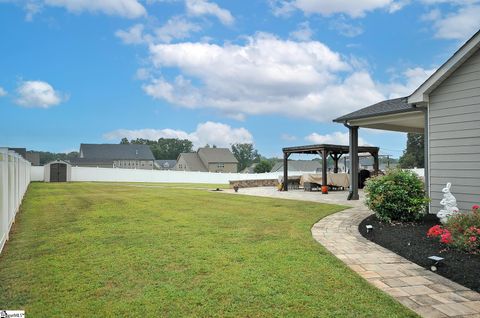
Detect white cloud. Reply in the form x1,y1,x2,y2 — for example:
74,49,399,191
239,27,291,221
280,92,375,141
431,5,480,40
330,20,364,37
154,16,202,43
103,121,253,148
384,67,436,98
115,24,146,44
0,86,7,97
419,0,480,41
43,0,146,18
24,1,42,21
270,0,406,18
143,33,393,121
15,80,67,108
289,21,313,41
185,0,234,25
116,17,202,45
305,131,369,146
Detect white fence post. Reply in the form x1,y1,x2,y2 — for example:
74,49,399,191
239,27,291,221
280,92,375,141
0,148,8,251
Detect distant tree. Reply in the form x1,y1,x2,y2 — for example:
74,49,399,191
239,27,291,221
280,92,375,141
35,151,79,165
120,137,129,144
231,143,260,172
126,138,193,160
254,160,274,173
399,133,424,168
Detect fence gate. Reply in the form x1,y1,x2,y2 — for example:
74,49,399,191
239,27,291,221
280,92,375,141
50,163,67,182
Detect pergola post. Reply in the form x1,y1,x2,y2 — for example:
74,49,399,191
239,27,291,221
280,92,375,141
283,152,289,191
372,152,379,176
321,150,328,192
348,125,359,200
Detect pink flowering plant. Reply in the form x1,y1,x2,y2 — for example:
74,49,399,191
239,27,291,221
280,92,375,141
427,204,480,254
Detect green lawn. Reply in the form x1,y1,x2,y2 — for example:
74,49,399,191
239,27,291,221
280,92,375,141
0,182,416,317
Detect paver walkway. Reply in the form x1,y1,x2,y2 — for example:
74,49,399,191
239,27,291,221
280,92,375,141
312,206,480,318
225,187,480,317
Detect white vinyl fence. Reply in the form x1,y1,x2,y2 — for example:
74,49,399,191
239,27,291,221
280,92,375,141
70,167,297,184
0,148,31,254
31,166,310,184
31,166,426,184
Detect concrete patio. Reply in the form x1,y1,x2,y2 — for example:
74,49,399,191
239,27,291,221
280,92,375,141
223,186,365,208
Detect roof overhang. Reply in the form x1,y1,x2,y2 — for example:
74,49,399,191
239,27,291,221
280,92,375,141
346,109,425,133
409,30,480,104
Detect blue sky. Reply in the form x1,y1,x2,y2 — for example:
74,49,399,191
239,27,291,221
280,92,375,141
1,0,479,158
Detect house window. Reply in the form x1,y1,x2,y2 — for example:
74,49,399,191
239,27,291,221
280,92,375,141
178,164,183,169
217,163,224,168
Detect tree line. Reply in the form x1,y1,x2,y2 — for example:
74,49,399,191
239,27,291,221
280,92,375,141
120,137,277,173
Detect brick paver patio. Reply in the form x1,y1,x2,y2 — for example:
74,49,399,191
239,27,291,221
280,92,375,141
312,205,480,318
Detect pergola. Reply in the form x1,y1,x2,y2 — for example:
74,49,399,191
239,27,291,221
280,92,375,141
282,144,380,199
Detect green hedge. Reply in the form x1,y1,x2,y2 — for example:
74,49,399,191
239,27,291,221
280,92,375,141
364,169,429,222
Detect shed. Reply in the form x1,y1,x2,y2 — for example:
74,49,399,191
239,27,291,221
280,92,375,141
44,160,72,182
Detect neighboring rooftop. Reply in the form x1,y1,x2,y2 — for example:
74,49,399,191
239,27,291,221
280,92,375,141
197,148,238,163
79,144,155,160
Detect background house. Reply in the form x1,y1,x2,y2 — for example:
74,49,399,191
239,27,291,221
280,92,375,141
175,147,238,172
71,144,155,169
8,148,41,166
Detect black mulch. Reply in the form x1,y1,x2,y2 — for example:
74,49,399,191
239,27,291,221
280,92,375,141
359,214,480,292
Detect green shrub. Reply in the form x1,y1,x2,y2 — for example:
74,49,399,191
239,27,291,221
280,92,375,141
364,169,429,222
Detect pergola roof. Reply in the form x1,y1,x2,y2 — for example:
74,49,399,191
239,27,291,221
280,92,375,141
282,144,379,155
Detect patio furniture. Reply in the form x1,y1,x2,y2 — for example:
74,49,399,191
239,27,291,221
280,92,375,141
300,173,350,191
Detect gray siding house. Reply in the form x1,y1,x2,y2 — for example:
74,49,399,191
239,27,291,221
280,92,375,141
334,29,480,212
175,148,238,173
71,144,155,169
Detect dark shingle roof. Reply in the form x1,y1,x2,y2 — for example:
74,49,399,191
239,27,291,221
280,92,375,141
79,144,155,160
333,97,414,123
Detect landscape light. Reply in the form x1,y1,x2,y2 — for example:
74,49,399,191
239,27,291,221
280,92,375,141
366,225,373,233
428,255,444,272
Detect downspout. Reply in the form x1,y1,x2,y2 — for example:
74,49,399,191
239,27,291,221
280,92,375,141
421,106,429,213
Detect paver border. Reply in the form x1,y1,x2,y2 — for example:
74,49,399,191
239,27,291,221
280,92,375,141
312,206,480,318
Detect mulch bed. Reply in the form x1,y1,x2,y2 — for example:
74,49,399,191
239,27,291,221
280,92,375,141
359,214,480,292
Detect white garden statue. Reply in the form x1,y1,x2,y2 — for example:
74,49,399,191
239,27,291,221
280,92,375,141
436,183,459,224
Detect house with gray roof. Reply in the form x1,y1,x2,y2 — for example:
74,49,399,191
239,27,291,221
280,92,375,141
71,143,155,169
175,147,238,173
334,29,480,212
